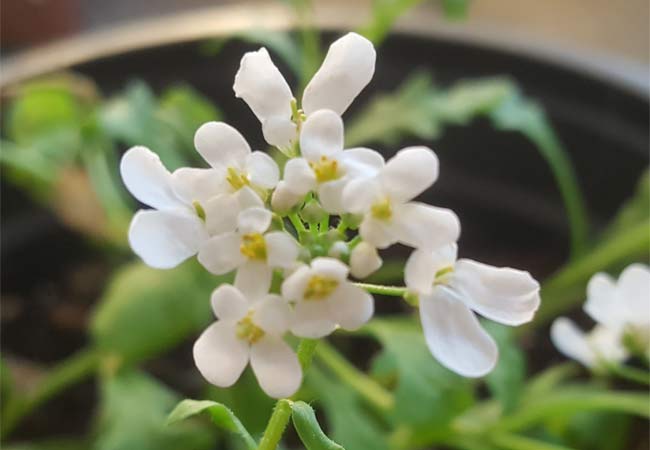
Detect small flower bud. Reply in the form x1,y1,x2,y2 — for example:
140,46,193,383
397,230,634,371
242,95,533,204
271,181,302,213
328,241,349,259
300,199,326,224
350,242,382,279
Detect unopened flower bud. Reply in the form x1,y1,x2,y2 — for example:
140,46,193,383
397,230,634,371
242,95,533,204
350,242,382,279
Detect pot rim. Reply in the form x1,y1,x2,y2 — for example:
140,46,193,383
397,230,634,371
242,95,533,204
2,2,648,99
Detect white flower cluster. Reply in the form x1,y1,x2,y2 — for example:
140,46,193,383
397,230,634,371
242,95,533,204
551,264,650,369
120,33,541,398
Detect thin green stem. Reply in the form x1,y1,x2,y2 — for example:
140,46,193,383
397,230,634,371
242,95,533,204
315,341,394,412
347,235,362,249
489,431,575,450
288,213,307,234
605,363,650,385
319,215,329,233
257,399,293,450
354,282,408,297
1,348,101,439
296,339,319,372
335,220,348,235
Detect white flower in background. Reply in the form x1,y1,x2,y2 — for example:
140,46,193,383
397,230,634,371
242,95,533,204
282,257,374,338
193,271,301,398
405,244,540,377
551,263,650,368
198,207,299,281
349,242,383,279
342,147,460,250
234,32,376,149
273,110,384,213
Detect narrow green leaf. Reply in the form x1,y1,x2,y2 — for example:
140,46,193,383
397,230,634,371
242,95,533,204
490,432,575,450
291,401,345,450
484,323,525,413
167,399,257,450
358,0,425,45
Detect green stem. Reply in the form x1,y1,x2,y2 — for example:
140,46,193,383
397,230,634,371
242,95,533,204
257,399,293,450
296,339,319,372
315,341,394,412
347,235,362,249
489,432,575,450
1,348,101,439
288,213,307,234
605,363,650,385
319,215,329,233
354,282,408,297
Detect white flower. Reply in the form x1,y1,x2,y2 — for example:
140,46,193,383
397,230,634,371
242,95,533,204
405,244,540,377
278,110,384,213
349,242,382,279
551,263,650,367
198,207,299,280
342,147,460,250
234,32,376,149
193,271,301,398
282,257,374,338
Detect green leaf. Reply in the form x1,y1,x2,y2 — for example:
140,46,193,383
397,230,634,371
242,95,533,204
441,0,471,19
291,401,345,450
95,370,214,450
167,399,257,450
561,412,632,450
483,322,525,413
90,261,226,364
358,0,425,45
601,169,649,241
3,439,88,450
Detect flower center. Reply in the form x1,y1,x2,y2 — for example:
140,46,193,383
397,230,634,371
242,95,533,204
304,275,339,300
433,266,454,285
235,312,265,344
226,167,250,191
240,233,267,260
371,198,392,220
309,156,340,183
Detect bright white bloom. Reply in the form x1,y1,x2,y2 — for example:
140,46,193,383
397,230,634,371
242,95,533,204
342,147,460,250
405,244,540,377
275,110,384,213
282,257,374,338
551,263,650,367
198,207,299,281
350,242,382,279
193,271,301,398
234,32,375,149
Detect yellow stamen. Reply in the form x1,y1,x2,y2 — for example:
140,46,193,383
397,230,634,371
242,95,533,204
240,233,267,260
192,201,206,221
226,167,250,191
309,156,340,183
434,266,454,285
371,198,392,220
304,275,339,300
236,312,265,344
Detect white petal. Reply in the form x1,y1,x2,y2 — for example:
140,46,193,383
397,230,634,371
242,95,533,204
328,241,349,259
342,177,383,214
617,264,650,327
359,216,396,249
291,300,337,338
246,151,280,189
235,261,272,302
253,294,292,335
233,48,293,122
262,116,296,149
237,207,272,235
391,202,461,249
171,167,227,206
420,287,498,377
328,282,374,330
584,272,618,328
299,109,344,162
281,265,313,301
380,147,439,203
271,181,304,213
194,122,250,169
283,158,317,195
211,284,249,321
265,231,300,268
128,210,207,269
204,194,239,236
317,178,348,214
120,146,182,210
250,335,302,398
236,185,265,209
193,321,249,388
302,32,376,116
549,318,626,368
198,232,246,275
405,244,458,295
452,259,540,326
338,147,385,178
311,257,349,281
588,324,628,364
350,242,382,279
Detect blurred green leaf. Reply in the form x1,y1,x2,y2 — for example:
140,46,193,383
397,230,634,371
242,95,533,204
167,399,257,450
291,401,345,450
561,412,631,450
90,261,225,364
4,439,88,450
601,170,649,241
95,370,214,450
359,0,425,45
441,0,471,19
366,317,474,434
484,322,525,413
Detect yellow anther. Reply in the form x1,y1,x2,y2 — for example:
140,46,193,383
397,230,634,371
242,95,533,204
434,266,454,285
192,201,206,221
236,312,265,344
371,198,392,220
304,275,339,300
309,156,340,183
226,167,250,191
240,233,267,260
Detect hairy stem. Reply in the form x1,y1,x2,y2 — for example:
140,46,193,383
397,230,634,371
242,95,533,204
257,399,293,450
